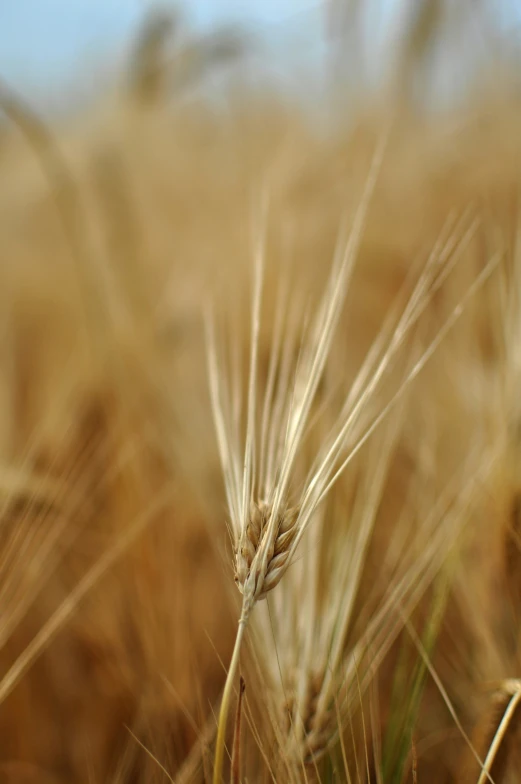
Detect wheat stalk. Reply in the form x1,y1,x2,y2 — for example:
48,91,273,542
206,118,507,779
250,408,402,772
253,400,496,777
207,128,390,782
476,680,521,784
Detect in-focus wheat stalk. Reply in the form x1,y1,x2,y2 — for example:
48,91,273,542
206,131,389,781
206,112,504,777
248,409,403,775
249,390,498,779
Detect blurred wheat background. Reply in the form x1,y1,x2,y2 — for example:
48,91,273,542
1,1,521,782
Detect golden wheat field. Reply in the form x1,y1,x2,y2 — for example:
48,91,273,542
2,5,521,783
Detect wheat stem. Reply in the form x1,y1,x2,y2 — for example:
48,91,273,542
477,681,521,784
213,614,248,784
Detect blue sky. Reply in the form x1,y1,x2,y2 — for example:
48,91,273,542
0,1,520,112
0,1,322,93
0,0,340,114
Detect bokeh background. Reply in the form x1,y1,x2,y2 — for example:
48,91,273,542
2,0,521,116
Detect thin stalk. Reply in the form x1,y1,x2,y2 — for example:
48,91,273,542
231,676,246,784
214,615,248,784
477,684,521,784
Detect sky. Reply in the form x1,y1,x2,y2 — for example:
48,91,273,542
0,1,323,96
0,1,520,112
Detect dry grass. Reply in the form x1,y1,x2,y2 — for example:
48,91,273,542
1,8,521,782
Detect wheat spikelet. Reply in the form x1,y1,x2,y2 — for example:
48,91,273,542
247,407,401,769
247,370,496,777
206,129,393,624
235,499,299,599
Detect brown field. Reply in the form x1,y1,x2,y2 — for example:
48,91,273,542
1,11,521,782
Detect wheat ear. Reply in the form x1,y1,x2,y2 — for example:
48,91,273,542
208,131,388,783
